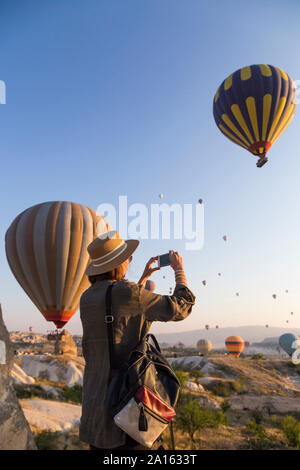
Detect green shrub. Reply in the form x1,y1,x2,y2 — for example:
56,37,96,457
189,370,204,380
221,400,231,413
61,384,82,404
212,381,231,397
280,416,300,448
251,354,265,360
34,430,62,450
243,420,275,450
175,370,188,388
176,397,227,448
250,408,264,424
231,377,247,394
245,420,266,437
14,384,44,399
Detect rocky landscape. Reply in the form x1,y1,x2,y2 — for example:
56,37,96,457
2,324,300,450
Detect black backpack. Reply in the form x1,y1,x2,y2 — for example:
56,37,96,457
104,283,179,449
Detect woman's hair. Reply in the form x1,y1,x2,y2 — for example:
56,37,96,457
88,259,129,284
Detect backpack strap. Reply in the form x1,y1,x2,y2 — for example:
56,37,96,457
105,282,117,370
146,333,161,352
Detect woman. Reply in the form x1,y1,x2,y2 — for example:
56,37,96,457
79,231,195,450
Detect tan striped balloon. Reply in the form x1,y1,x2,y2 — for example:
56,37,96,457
5,201,111,328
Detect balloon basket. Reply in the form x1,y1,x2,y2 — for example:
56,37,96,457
256,156,268,168
47,329,64,341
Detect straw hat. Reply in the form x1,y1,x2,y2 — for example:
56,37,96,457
85,230,139,276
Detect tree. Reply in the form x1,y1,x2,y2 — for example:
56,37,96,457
176,397,226,448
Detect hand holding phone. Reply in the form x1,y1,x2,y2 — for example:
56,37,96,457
158,251,184,272
158,253,171,268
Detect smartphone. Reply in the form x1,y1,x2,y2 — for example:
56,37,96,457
158,253,170,268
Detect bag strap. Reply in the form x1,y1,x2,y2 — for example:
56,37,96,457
105,282,117,370
146,333,161,352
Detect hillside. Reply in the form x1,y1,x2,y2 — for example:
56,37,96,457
155,325,300,348
10,350,300,450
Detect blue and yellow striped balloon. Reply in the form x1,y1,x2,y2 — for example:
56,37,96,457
213,64,297,167
225,336,244,357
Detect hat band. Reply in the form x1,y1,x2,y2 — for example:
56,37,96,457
92,241,128,267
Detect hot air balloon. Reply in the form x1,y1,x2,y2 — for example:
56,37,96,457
265,324,269,328
213,64,297,168
272,294,277,299
205,324,210,330
28,326,34,333
159,194,163,199
198,199,203,204
279,333,300,357
145,280,156,292
223,235,228,242
291,312,294,315
197,339,212,355
245,341,250,348
286,320,289,323
218,273,221,276
285,290,289,293
225,336,244,357
202,280,207,286
216,325,219,329
236,292,240,297
5,201,111,329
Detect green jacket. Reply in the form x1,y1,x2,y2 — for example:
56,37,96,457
79,279,195,449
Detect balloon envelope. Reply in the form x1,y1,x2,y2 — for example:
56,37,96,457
279,333,300,357
225,336,244,357
213,64,297,165
5,201,110,329
197,339,212,355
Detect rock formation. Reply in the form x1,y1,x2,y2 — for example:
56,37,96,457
0,304,37,449
54,330,77,356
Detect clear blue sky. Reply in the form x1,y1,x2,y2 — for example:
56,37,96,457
1,0,300,335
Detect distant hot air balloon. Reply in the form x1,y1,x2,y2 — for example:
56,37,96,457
29,326,34,333
223,235,228,242
202,280,207,286
286,320,289,323
197,339,212,355
265,324,269,328
198,199,203,204
236,292,240,297
272,294,277,299
279,333,300,357
216,325,219,329
291,312,294,315
163,276,165,279
159,194,163,199
285,290,289,293
5,201,111,329
145,280,156,292
218,273,221,276
213,64,297,168
225,336,244,357
245,341,250,348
